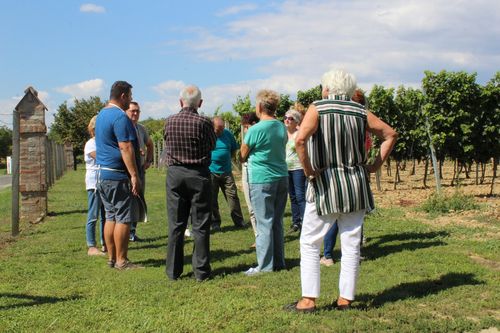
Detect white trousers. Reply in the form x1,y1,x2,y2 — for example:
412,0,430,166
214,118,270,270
300,201,365,300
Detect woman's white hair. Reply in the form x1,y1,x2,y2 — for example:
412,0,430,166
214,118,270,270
321,69,357,98
180,85,202,108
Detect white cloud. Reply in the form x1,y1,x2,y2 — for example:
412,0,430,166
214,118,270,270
80,3,106,14
56,79,105,100
181,0,500,87
217,3,257,16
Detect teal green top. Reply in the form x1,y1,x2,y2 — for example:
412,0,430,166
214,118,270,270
244,119,288,183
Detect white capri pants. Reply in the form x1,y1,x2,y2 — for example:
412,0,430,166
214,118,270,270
300,201,365,300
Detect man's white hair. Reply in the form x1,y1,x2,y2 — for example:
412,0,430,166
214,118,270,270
321,69,357,98
180,85,202,108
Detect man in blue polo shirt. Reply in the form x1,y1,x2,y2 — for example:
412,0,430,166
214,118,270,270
95,81,143,270
210,117,245,231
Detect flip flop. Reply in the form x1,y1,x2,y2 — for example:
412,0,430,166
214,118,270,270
283,301,316,313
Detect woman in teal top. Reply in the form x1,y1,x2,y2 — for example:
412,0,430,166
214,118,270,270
240,89,288,275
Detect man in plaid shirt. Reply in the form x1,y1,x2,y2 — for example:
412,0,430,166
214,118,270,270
163,85,216,281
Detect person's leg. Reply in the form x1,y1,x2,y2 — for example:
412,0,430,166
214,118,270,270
166,166,190,280
323,221,338,259
221,172,245,226
97,192,106,250
292,169,307,226
272,177,288,270
337,210,364,303
298,202,337,309
189,167,212,280
250,182,276,272
86,190,99,251
288,171,300,228
241,163,257,236
104,221,116,263
210,173,222,230
114,223,131,265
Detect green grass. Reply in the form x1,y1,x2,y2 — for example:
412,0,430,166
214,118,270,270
419,191,480,216
0,169,499,332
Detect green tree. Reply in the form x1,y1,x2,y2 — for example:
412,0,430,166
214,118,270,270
50,96,105,163
422,70,481,180
368,85,399,181
0,126,12,162
232,94,254,116
476,72,500,191
276,94,293,119
296,85,321,108
140,117,166,138
394,86,427,162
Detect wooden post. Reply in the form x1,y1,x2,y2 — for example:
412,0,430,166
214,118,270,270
11,107,20,236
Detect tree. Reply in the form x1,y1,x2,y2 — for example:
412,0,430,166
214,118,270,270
140,117,166,138
0,126,12,163
296,85,322,108
477,72,500,193
394,86,427,171
276,94,293,119
422,70,481,182
50,97,105,164
232,94,254,116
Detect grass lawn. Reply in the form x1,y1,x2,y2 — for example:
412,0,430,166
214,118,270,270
0,168,498,332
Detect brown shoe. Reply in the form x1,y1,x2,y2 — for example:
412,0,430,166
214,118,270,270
115,260,145,271
250,243,256,248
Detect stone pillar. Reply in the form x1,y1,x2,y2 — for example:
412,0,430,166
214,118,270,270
64,142,74,170
16,87,47,224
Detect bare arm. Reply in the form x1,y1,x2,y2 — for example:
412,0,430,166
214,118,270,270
240,143,250,163
89,151,96,159
118,141,141,196
144,138,154,170
295,104,319,178
365,111,398,173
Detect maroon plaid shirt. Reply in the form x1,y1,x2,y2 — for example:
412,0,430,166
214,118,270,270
164,107,216,167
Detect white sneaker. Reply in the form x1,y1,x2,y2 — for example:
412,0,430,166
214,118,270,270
320,256,334,267
184,229,191,237
243,267,261,276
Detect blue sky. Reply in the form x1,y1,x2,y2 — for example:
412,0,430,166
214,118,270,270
1,0,499,128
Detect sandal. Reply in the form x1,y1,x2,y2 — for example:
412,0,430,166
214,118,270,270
283,301,316,313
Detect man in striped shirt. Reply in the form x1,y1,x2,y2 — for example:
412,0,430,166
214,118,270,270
286,69,397,312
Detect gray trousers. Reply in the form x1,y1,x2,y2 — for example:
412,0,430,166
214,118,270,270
166,165,212,280
211,172,244,227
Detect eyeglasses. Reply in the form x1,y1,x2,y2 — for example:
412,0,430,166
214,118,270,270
128,109,141,113
284,116,295,121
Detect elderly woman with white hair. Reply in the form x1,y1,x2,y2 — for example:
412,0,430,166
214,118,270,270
286,69,397,312
240,89,288,276
284,106,306,232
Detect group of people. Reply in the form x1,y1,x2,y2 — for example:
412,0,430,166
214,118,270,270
83,68,397,310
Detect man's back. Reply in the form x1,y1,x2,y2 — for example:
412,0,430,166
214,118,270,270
164,108,216,167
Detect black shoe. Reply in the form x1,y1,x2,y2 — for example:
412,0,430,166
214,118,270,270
235,223,247,229
211,225,221,232
129,234,141,242
291,224,301,232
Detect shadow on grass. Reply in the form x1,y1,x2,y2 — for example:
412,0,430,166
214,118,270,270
353,272,483,309
0,293,82,310
362,231,449,260
47,210,87,217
